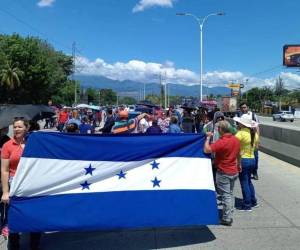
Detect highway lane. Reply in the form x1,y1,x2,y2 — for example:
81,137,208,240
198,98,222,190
258,116,300,131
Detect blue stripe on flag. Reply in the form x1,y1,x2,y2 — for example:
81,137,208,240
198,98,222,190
23,132,208,161
9,190,219,232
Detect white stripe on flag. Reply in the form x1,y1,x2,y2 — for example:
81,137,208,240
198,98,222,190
10,157,214,197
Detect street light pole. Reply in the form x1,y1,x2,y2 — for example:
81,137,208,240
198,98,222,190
176,12,224,102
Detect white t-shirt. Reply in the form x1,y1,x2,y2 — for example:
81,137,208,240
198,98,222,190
138,118,150,133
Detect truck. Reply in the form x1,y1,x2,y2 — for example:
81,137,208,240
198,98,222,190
217,96,237,117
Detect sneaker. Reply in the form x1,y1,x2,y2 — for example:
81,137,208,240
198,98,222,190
252,174,259,180
252,203,260,208
220,219,233,226
1,225,9,239
237,206,252,212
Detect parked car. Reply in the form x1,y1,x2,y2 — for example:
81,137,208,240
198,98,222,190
272,111,294,122
128,105,135,112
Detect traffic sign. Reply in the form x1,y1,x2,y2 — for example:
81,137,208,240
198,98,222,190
227,83,240,89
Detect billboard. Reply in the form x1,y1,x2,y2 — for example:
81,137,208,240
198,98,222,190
283,45,300,67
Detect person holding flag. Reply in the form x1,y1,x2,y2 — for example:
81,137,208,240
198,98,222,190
1,118,41,250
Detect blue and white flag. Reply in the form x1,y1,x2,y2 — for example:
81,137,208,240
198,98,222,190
9,132,218,232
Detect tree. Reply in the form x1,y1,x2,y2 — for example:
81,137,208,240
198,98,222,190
169,95,183,106
99,89,117,105
0,34,73,104
51,80,78,106
274,77,289,110
244,87,263,112
146,94,161,105
85,87,99,104
208,93,214,100
119,96,137,105
274,76,286,96
0,61,24,89
289,90,300,103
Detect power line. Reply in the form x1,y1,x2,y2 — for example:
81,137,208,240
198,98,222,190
0,7,72,51
248,65,283,78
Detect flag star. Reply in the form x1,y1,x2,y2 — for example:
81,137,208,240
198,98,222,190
116,170,127,179
151,160,160,170
151,177,161,188
80,181,91,190
84,164,96,176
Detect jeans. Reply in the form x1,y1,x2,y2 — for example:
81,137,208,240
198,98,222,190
57,123,65,132
216,171,238,222
239,158,257,209
253,150,259,175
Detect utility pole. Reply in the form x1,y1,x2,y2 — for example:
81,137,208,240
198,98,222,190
72,42,77,105
164,72,167,109
167,83,170,107
159,73,163,107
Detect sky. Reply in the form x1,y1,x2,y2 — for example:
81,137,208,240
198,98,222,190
1,0,300,91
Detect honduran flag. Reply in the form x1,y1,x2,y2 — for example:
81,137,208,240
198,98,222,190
9,132,218,232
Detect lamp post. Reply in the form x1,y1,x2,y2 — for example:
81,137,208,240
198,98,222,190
176,12,225,102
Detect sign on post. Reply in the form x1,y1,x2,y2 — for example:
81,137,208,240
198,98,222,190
283,45,300,67
227,83,240,89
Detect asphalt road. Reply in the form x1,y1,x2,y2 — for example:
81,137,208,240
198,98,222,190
258,116,300,131
2,152,298,250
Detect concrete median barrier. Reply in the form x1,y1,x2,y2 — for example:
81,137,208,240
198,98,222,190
259,124,300,167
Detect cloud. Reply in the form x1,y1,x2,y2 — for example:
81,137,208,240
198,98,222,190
261,72,300,90
75,57,300,90
204,71,244,87
133,0,175,13
76,57,198,84
37,0,55,8
278,72,300,89
76,57,240,86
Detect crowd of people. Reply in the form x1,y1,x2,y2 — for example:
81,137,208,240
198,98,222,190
0,101,260,249
51,104,216,135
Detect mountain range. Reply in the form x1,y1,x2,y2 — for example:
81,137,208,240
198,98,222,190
75,75,231,98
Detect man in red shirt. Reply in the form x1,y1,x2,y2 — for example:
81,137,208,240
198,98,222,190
204,120,240,226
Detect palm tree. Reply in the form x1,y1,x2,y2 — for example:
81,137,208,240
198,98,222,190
0,62,24,89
